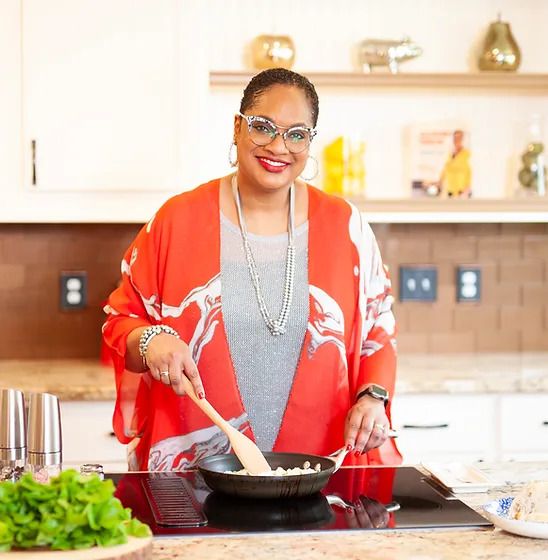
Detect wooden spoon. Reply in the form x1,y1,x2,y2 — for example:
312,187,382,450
179,375,271,475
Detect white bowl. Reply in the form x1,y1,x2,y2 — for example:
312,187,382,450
482,497,548,539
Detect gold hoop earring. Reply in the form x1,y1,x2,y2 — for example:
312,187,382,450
228,141,238,167
299,155,318,181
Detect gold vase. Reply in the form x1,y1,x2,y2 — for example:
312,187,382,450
251,35,295,70
478,16,521,72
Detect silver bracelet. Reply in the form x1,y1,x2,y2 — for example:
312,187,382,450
138,324,180,367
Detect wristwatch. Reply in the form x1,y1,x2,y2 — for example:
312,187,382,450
356,384,389,407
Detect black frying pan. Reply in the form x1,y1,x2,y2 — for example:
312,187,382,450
197,452,336,499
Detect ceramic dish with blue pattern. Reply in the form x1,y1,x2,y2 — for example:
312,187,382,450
482,497,548,539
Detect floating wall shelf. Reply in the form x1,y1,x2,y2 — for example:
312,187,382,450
348,197,548,223
210,71,548,93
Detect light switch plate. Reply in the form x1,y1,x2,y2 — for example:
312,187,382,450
399,266,437,302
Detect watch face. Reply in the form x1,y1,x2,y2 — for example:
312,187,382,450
370,385,389,401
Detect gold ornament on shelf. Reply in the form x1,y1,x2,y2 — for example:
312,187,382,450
478,14,521,72
518,142,546,196
251,35,295,70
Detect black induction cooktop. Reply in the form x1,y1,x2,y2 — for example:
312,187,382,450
107,466,492,536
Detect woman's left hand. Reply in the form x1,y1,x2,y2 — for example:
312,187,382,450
344,396,389,455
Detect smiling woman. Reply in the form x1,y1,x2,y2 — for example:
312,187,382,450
102,68,401,472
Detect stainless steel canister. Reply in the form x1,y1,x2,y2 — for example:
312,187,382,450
26,392,62,481
0,388,26,480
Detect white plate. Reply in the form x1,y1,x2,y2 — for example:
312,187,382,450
482,497,548,539
421,462,501,493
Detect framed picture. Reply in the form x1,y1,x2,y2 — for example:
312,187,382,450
407,123,472,198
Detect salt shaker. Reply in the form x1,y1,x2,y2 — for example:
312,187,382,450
26,392,62,482
0,388,26,482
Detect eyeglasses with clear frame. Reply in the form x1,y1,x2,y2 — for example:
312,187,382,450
238,112,317,154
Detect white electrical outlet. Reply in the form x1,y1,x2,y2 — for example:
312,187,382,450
456,267,481,302
60,271,88,310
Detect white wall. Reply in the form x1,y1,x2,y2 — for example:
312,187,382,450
196,0,548,199
206,0,548,73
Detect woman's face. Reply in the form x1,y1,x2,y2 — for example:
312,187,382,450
234,84,314,191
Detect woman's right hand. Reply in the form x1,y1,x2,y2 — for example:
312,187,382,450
144,333,205,399
345,496,390,529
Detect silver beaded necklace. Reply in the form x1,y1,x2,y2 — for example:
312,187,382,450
231,174,295,336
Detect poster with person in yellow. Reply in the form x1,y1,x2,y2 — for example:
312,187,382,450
439,129,472,198
408,124,472,198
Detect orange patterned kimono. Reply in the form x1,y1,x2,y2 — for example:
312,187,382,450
103,179,401,470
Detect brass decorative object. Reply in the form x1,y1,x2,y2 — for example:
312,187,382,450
478,14,521,72
518,142,546,196
251,35,295,70
358,37,422,74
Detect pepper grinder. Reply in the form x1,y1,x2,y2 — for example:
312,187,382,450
0,388,26,482
26,392,62,482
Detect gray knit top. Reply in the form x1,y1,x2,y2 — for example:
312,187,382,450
220,212,309,451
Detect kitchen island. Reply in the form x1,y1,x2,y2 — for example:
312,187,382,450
147,462,547,560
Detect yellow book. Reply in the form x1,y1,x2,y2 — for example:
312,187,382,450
323,136,366,197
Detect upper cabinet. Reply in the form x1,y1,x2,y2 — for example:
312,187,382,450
0,0,21,199
1,0,208,222
22,0,180,192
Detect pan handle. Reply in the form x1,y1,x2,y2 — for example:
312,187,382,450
385,501,401,513
326,495,400,514
330,447,348,472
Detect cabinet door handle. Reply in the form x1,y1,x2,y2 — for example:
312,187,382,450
31,139,37,186
543,421,548,426
402,423,449,429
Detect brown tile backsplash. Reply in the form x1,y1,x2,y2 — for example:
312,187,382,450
375,222,548,353
0,222,547,358
0,224,141,359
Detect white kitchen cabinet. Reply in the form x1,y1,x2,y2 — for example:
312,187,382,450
500,394,548,461
391,392,548,464
22,0,180,193
1,0,209,222
391,394,497,464
60,401,127,472
0,0,21,200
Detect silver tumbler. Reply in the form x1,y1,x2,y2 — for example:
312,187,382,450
0,388,26,481
26,392,62,481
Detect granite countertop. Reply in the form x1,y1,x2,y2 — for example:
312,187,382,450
151,462,548,560
396,353,548,394
1,352,547,401
0,359,115,400
0,352,548,401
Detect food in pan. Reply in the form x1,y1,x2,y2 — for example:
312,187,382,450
509,481,548,522
226,460,323,476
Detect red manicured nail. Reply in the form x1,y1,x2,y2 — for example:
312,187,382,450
354,450,361,457
198,391,205,400
346,444,354,451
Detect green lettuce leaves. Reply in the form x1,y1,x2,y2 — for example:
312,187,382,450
0,469,151,551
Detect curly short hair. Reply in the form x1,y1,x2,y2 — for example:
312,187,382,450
239,68,319,127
